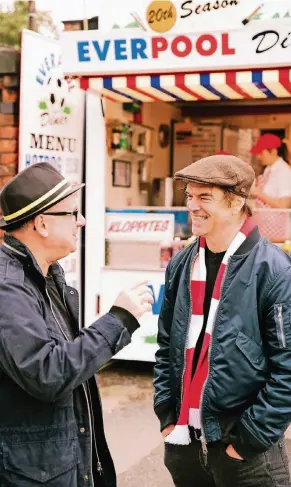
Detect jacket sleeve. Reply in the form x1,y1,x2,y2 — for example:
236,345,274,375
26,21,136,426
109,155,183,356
232,265,291,459
0,280,139,403
153,260,177,431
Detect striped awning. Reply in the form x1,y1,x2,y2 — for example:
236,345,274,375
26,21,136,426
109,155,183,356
79,68,291,103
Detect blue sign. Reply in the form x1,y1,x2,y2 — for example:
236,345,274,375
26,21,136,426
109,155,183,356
148,284,165,315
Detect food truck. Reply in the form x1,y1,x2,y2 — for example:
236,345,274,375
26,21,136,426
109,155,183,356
59,10,291,362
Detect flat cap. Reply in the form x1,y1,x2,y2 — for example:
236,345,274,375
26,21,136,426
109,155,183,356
174,154,255,197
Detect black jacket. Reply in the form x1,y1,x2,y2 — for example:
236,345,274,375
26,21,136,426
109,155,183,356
0,235,138,486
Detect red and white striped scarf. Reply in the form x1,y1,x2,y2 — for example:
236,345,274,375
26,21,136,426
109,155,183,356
165,218,257,445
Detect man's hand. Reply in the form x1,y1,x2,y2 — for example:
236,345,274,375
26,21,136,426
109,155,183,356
226,444,244,461
162,424,175,438
113,282,154,320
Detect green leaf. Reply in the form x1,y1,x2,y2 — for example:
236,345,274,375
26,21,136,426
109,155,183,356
64,106,71,114
144,335,157,344
39,101,47,109
124,20,140,29
252,13,263,20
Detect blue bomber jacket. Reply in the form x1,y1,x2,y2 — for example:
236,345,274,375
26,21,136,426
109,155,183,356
154,228,291,459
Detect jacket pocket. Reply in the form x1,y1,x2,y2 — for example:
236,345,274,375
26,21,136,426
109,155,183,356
274,304,291,349
2,438,79,484
235,332,266,371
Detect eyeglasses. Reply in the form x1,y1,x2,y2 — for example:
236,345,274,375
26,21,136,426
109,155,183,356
43,210,79,220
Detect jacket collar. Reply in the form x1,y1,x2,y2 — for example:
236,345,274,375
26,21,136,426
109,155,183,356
192,223,261,257
2,234,28,259
234,226,261,256
2,234,65,282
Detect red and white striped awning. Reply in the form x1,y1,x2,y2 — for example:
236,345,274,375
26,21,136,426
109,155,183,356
79,68,291,103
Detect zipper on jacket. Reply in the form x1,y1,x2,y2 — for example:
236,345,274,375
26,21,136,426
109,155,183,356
83,384,103,475
46,288,99,485
87,383,103,474
275,304,286,348
199,264,229,465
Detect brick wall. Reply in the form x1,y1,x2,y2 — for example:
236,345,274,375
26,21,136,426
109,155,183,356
63,20,83,31
63,16,98,31
0,47,20,237
0,48,20,184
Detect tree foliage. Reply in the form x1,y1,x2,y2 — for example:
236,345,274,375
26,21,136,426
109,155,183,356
0,1,56,48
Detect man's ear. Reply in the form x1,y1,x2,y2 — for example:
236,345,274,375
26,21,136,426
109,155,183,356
232,196,245,214
33,214,49,237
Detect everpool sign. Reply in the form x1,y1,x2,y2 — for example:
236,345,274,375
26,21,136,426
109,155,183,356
19,30,85,290
60,19,291,76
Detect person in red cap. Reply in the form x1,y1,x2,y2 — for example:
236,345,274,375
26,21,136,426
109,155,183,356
250,133,291,208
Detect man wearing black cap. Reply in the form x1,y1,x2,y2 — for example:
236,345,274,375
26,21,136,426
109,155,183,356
154,154,291,487
0,163,153,487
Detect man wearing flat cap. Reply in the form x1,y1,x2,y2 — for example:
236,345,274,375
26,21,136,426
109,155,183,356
154,154,291,487
0,163,153,487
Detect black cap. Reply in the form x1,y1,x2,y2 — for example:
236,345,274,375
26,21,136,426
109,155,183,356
0,163,84,230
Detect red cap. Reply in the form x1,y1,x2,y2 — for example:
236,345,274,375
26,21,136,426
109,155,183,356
250,133,282,155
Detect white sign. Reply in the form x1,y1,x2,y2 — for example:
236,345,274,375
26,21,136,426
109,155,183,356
106,213,175,241
142,0,291,34
100,267,166,362
19,30,85,290
60,19,291,76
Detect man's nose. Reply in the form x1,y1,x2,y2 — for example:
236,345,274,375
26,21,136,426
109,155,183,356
187,199,201,211
77,213,86,227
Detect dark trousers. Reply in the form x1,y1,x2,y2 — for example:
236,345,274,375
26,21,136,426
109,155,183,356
164,439,291,487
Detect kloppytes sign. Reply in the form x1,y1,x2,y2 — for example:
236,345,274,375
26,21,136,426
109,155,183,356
108,219,170,233
106,213,175,241
60,20,291,75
